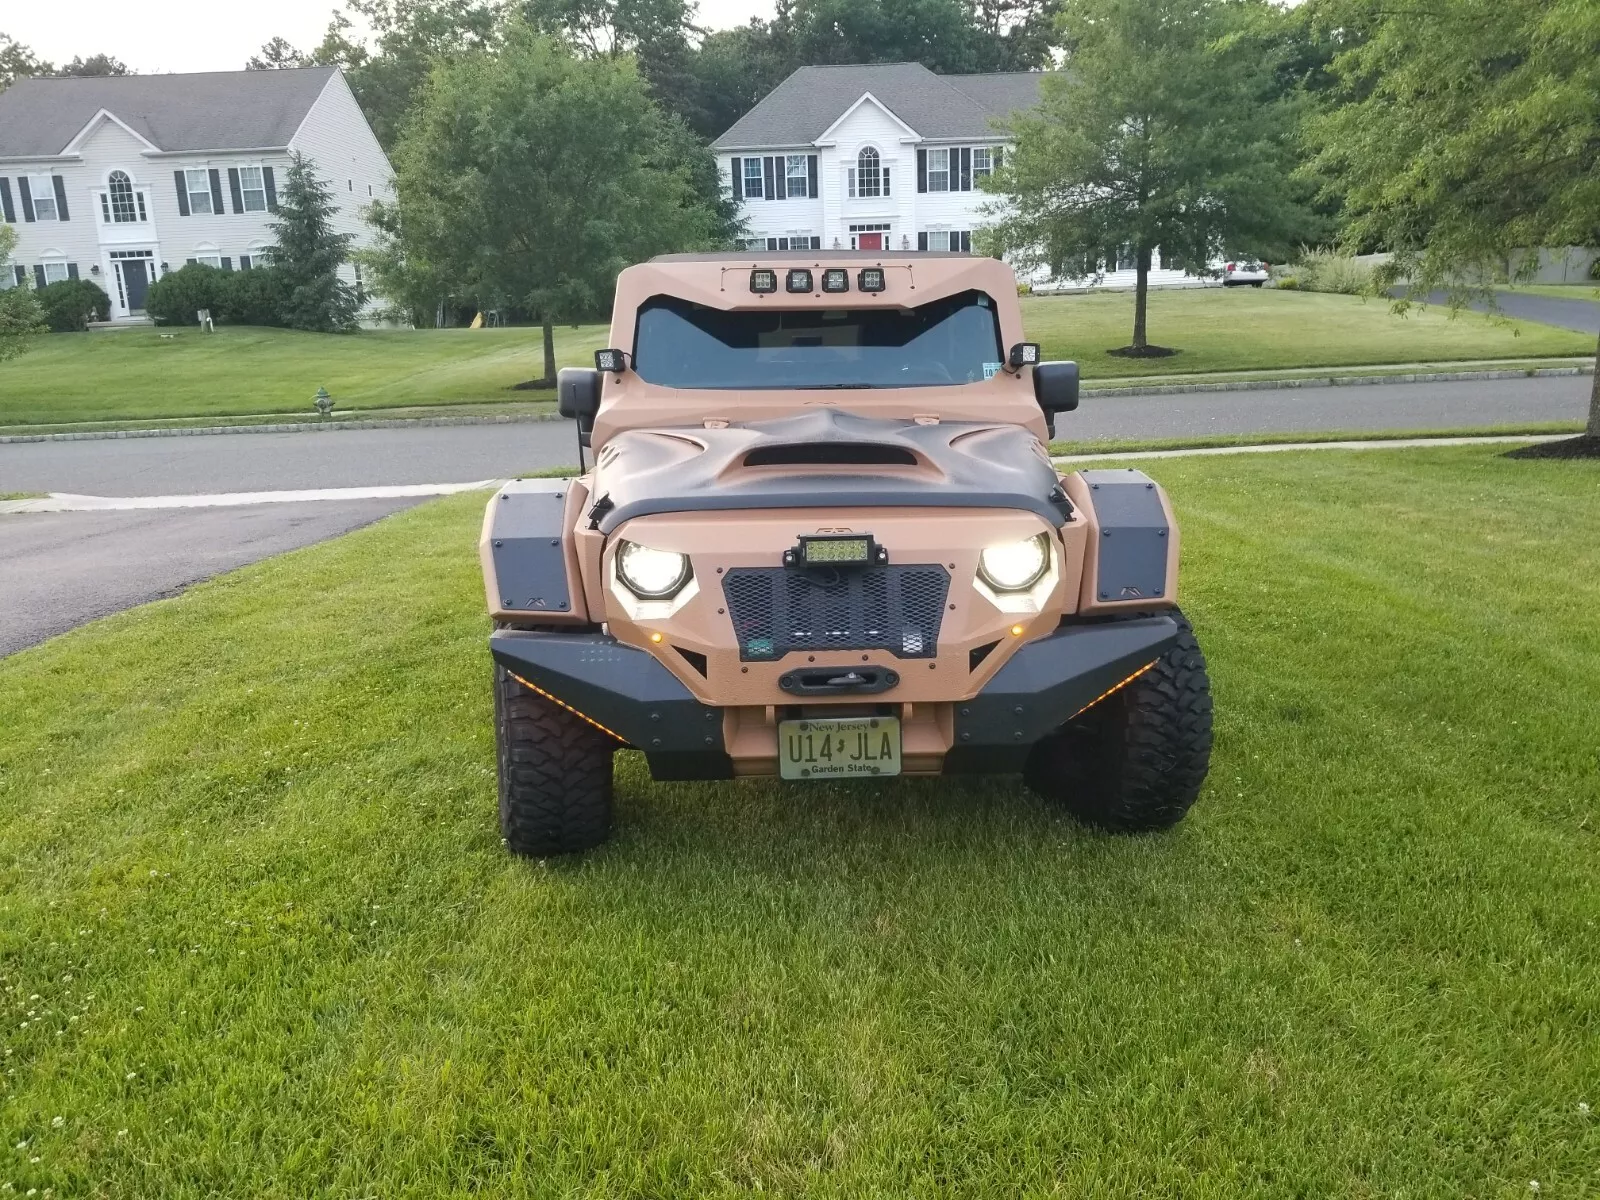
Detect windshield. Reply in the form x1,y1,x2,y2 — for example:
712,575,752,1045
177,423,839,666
632,289,1004,390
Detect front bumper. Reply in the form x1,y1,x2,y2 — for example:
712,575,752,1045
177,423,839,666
490,615,1177,779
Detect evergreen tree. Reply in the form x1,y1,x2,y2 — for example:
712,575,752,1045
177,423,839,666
266,154,362,334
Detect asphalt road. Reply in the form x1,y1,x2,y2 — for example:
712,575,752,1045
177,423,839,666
0,499,418,657
0,374,1590,497
1424,289,1600,336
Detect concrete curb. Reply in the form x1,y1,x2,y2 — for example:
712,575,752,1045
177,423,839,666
1081,364,1593,399
0,411,567,445
1,363,1591,445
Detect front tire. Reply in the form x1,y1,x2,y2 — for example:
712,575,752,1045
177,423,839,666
495,664,616,856
1024,610,1213,832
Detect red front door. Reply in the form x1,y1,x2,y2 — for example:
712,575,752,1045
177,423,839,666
857,233,883,251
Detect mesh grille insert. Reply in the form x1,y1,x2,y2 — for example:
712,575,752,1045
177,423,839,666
723,565,950,661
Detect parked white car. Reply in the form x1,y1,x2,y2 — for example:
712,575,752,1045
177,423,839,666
1221,260,1270,287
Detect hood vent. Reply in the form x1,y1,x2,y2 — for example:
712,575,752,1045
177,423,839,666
743,443,918,467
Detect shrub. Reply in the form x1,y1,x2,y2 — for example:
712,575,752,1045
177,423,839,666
1294,249,1376,295
145,263,234,326
1589,256,1600,281
217,266,290,326
0,285,47,363
36,278,111,332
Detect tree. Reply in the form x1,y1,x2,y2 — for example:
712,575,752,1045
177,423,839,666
248,37,312,70
985,0,1310,356
1307,0,1600,454
377,27,726,383
58,53,131,76
1,33,52,91
0,226,47,363
265,153,361,333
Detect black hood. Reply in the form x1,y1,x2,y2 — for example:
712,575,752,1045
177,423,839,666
587,408,1069,534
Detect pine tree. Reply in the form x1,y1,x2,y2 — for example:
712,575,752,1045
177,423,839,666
266,153,361,333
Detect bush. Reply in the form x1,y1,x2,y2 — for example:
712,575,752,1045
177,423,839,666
1293,249,1376,295
1589,256,1600,282
0,285,47,363
36,277,111,332
217,266,290,327
145,263,234,326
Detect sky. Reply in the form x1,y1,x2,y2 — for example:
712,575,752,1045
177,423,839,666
4,0,779,75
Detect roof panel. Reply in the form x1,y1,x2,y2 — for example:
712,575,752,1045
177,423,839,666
0,67,339,157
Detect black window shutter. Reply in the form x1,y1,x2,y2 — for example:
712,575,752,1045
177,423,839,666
34,265,46,288
52,176,69,221
174,170,190,216
0,178,13,224
917,149,927,193
960,148,972,191
186,258,197,265
227,168,244,214
18,177,35,222
67,263,79,280
764,157,777,201
13,265,25,286
810,236,821,250
240,255,252,270
807,155,818,198
209,169,225,214
993,146,1003,171
730,157,742,200
917,231,928,251
960,231,971,252
774,157,786,201
221,257,232,271
263,166,277,212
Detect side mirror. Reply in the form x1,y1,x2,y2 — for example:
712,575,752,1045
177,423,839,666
557,366,601,447
1032,360,1079,437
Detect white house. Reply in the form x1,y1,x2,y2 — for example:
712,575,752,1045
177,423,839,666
714,62,1194,290
0,67,393,321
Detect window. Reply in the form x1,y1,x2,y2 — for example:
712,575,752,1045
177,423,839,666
743,157,764,200
927,230,952,252
785,155,809,199
107,171,138,223
973,147,993,179
759,235,821,251
192,253,222,268
633,289,1003,391
848,222,891,249
30,177,58,221
42,261,70,284
854,147,882,198
185,169,213,215
238,166,268,212
927,148,950,193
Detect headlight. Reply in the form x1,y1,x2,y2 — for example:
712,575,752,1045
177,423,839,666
616,541,691,599
978,533,1050,592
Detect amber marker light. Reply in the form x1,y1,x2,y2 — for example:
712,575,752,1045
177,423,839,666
1010,624,1026,637
650,632,664,643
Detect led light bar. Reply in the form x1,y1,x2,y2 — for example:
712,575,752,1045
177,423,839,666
750,268,778,294
821,268,850,293
857,267,886,293
786,268,813,293
1008,341,1041,368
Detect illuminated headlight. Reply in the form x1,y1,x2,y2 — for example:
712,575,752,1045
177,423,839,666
978,533,1050,592
616,541,691,599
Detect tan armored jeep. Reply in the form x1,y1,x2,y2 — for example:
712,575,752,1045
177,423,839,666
482,252,1212,856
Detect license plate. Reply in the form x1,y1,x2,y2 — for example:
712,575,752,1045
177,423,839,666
778,716,901,780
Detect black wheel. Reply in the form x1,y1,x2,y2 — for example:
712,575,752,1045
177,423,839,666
494,663,616,856
1024,609,1213,832
1251,281,1265,288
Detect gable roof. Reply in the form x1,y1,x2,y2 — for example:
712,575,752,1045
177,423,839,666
713,62,1045,151
0,67,339,158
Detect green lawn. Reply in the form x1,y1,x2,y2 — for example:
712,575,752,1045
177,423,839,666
1500,283,1600,301
0,287,1593,430
3,447,1597,1196
1023,287,1594,377
0,324,609,427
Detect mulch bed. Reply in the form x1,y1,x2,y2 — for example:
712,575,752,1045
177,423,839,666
1504,435,1600,460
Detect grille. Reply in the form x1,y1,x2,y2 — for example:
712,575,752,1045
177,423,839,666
723,565,950,661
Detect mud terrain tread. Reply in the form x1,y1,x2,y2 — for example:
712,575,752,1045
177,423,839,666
1025,609,1213,832
495,664,615,856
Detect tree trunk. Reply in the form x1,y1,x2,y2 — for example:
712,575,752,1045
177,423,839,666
1132,245,1151,350
511,317,560,391
1589,326,1600,438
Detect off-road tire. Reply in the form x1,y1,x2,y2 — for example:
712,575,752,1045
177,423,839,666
494,664,616,856
1024,609,1213,832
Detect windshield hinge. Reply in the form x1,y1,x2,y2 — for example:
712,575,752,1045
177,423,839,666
703,418,729,429
912,414,940,425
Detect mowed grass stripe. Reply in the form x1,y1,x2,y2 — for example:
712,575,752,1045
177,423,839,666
1,448,1597,1197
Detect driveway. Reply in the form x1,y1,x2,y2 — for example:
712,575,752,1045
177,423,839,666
1420,289,1600,336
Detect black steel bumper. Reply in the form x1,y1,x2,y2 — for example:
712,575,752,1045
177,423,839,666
489,615,1177,780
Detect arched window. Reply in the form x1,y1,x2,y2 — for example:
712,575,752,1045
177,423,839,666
108,171,139,223
856,147,882,198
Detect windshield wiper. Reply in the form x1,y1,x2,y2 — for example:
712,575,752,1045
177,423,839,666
797,383,877,390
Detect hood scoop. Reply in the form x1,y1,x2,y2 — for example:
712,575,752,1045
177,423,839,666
743,442,918,467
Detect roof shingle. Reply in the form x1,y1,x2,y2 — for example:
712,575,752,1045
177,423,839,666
712,62,1045,150
0,67,338,157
